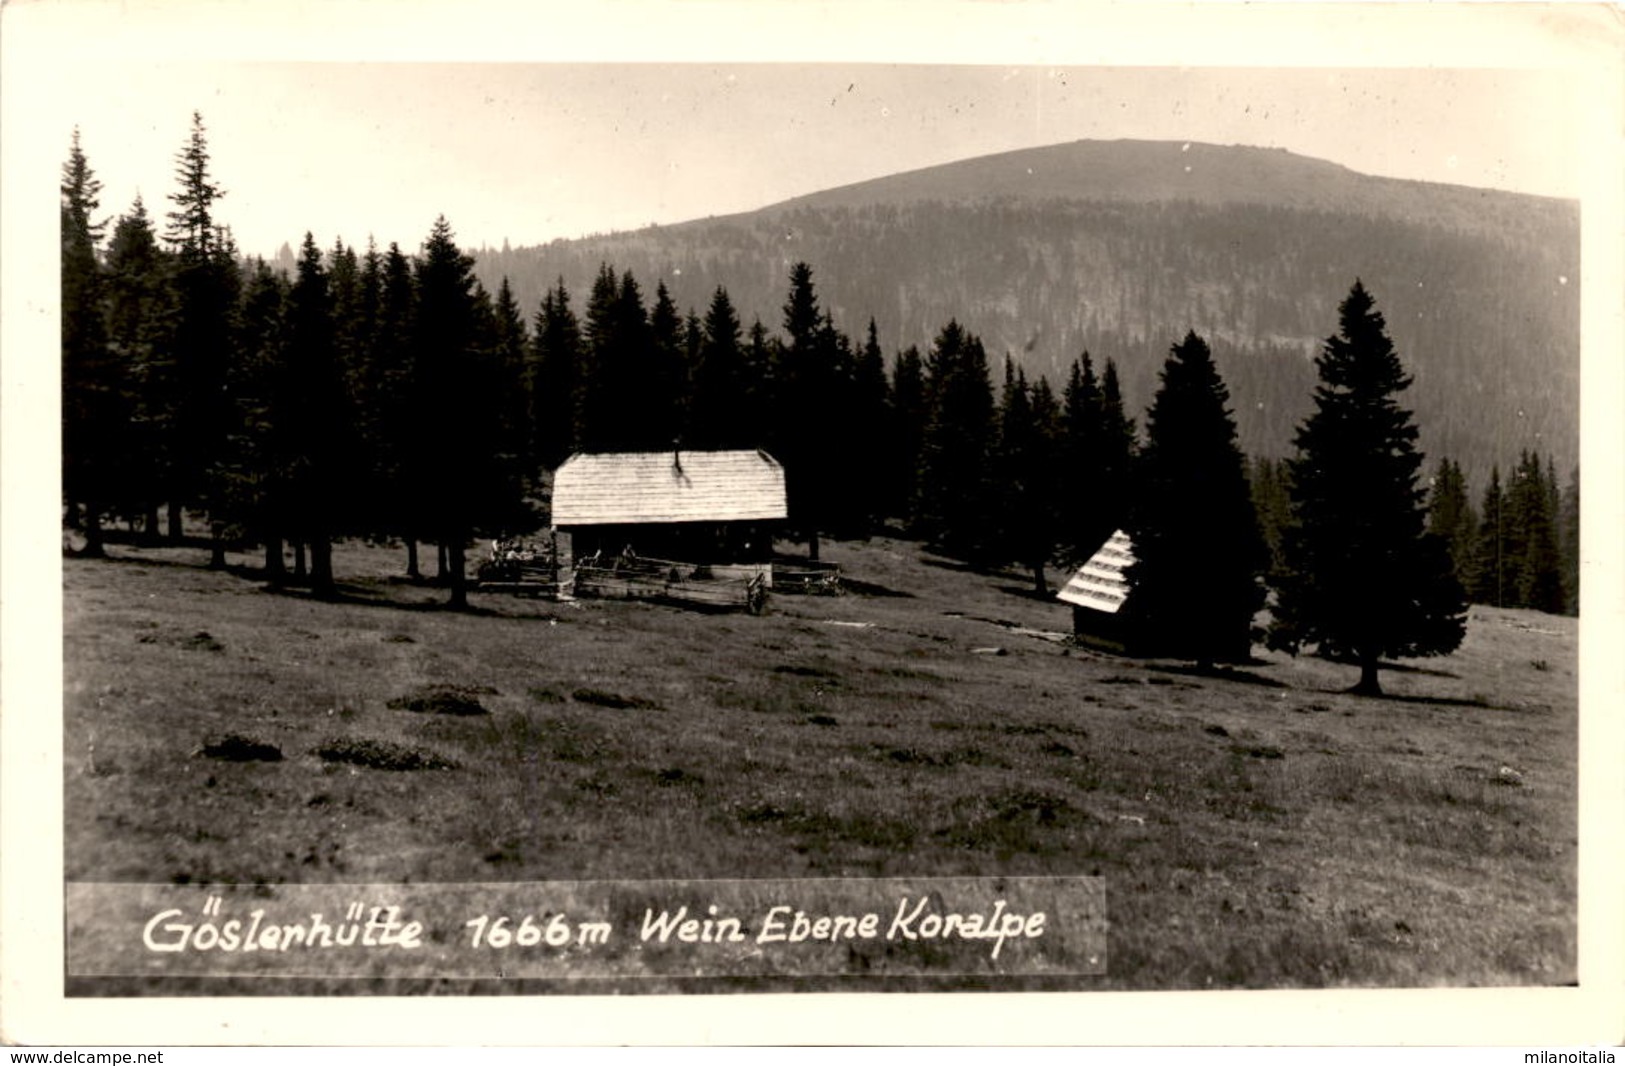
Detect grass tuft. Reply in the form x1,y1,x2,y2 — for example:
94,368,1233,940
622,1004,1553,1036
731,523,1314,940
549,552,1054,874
571,688,662,711
313,736,458,772
387,685,491,716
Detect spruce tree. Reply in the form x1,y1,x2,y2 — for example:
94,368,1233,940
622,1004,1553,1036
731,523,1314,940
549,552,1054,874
1250,456,1293,579
889,345,927,530
1509,451,1563,614
1469,466,1508,606
1272,281,1466,694
1560,465,1580,615
1098,359,1137,541
816,312,863,538
198,226,245,568
688,286,748,448
994,361,1062,593
849,318,893,533
742,319,774,456
531,278,583,471
1127,331,1265,667
231,258,291,579
774,263,845,559
578,265,657,451
647,280,686,448
61,129,114,555
103,196,176,540
162,111,232,543
413,217,483,607
370,242,423,575
1059,354,1103,563
1426,457,1478,595
915,320,997,562
284,234,347,597
491,277,532,481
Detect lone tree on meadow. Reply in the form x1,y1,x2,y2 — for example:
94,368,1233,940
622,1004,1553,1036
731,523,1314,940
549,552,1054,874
1271,280,1466,696
1126,330,1266,667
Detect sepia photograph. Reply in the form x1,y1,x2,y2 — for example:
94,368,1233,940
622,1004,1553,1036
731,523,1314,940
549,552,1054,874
4,0,1622,1048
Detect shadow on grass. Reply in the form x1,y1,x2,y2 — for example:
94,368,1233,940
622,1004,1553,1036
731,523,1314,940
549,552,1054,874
1302,683,1489,709
839,577,913,598
1153,664,1287,689
256,581,516,617
995,584,1061,603
918,555,1012,579
1369,691,1490,709
66,549,216,571
1311,651,1460,679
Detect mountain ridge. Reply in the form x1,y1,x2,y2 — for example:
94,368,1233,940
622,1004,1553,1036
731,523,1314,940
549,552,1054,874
472,138,1579,486
676,138,1573,237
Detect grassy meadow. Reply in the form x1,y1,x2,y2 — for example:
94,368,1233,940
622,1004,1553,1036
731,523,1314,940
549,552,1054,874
62,532,1577,992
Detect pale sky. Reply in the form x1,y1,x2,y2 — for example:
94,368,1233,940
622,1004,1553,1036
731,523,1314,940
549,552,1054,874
21,10,1589,258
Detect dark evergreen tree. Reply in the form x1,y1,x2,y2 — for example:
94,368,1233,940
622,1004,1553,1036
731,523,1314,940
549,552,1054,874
848,318,893,533
773,263,846,559
741,319,774,460
915,319,997,562
889,345,927,530
1272,282,1466,694
1509,450,1564,614
282,233,350,597
579,266,660,451
164,111,224,258
1250,456,1293,579
370,242,423,575
647,280,687,448
1059,354,1103,563
230,258,291,579
1469,466,1508,606
327,239,362,376
1426,457,1478,595
1098,359,1138,541
61,129,115,555
491,277,532,481
1127,331,1265,667
197,226,245,568
815,311,864,538
1560,464,1580,616
578,264,620,452
412,217,528,607
993,361,1062,593
530,278,583,471
162,111,233,544
680,308,704,441
687,286,749,448
103,196,176,539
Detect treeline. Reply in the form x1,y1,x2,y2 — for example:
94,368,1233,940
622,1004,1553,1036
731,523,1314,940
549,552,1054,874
62,117,1578,638
474,194,1580,490
62,117,529,605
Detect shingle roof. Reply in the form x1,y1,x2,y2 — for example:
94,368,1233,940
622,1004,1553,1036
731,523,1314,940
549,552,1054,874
552,450,788,527
1056,529,1134,614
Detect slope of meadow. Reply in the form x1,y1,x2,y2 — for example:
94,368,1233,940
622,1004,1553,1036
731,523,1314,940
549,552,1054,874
62,534,1577,992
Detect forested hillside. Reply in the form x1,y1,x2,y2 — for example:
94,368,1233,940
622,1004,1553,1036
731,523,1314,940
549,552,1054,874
472,140,1579,484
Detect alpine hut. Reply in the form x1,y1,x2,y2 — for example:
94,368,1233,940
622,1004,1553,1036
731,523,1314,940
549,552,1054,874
1056,529,1139,653
551,449,788,565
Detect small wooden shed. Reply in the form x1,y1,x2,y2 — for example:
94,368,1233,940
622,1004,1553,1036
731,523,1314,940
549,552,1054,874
1056,529,1139,653
551,449,788,564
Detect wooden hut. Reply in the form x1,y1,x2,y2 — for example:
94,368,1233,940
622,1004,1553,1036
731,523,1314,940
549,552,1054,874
551,449,787,565
1056,529,1139,653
